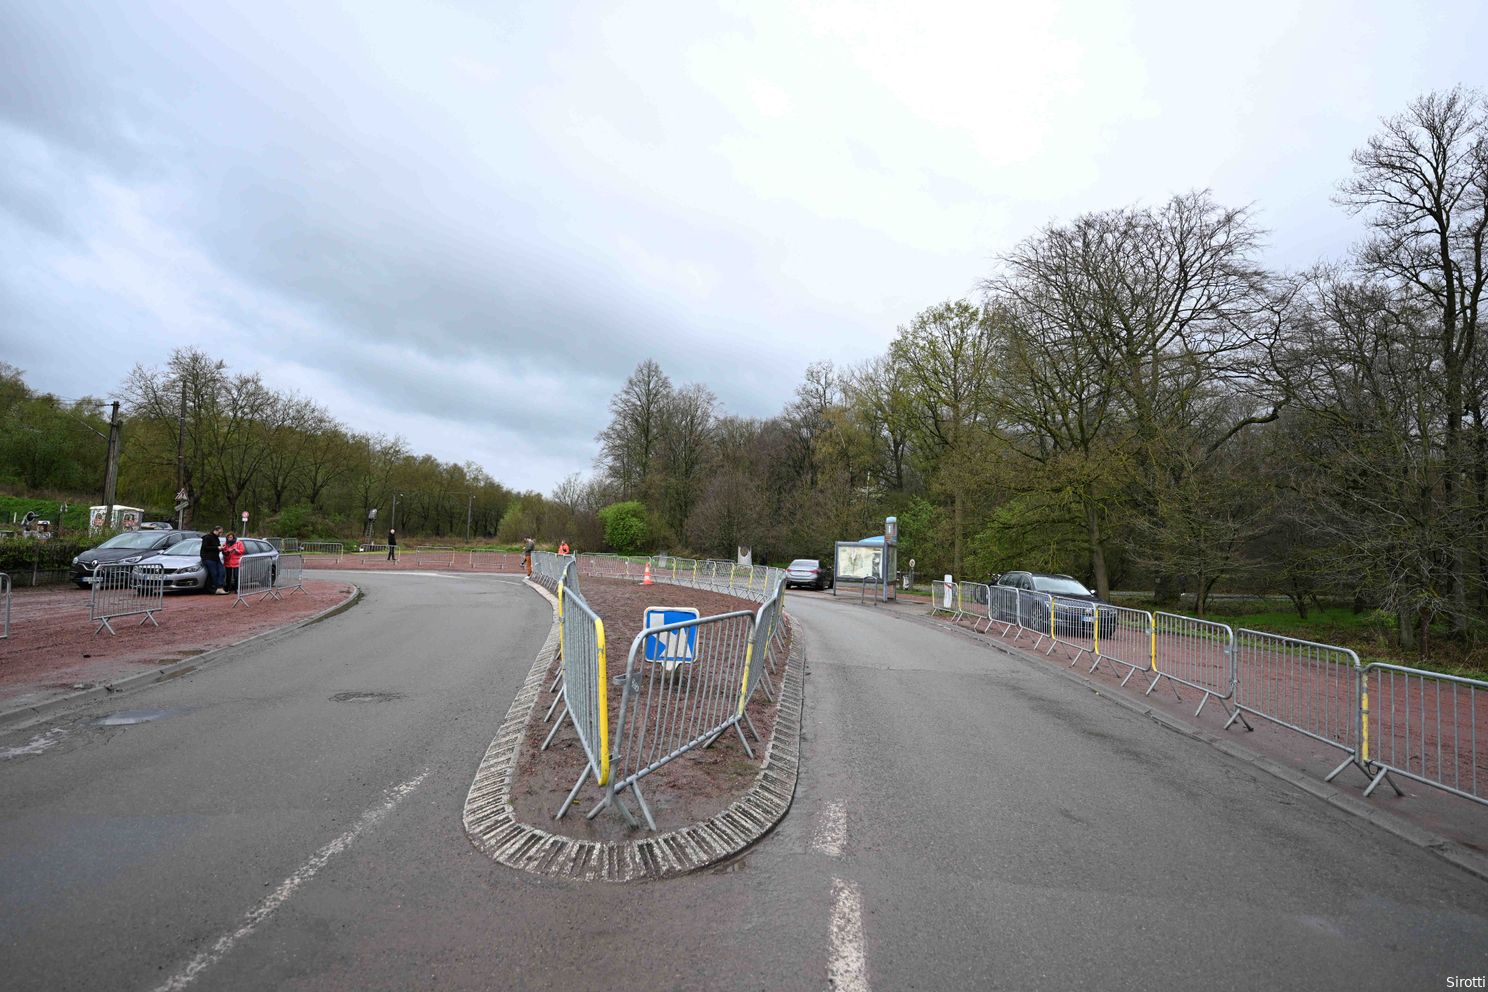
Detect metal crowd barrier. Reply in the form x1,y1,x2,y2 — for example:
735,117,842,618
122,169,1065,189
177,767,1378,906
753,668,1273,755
926,574,1488,808
1090,604,1155,684
234,552,278,606
470,551,520,572
266,537,302,552
1148,612,1237,717
530,551,565,590
302,542,343,559
90,563,164,635
274,553,306,595
930,579,958,616
742,580,786,714
591,609,758,831
542,581,610,818
1358,664,1484,806
1011,590,1053,647
0,572,9,639
413,547,457,567
1228,630,1356,759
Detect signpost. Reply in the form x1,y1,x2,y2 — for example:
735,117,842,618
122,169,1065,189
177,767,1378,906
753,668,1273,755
642,607,700,674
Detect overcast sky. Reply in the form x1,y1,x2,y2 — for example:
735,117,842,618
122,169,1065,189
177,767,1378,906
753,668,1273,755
2,1,1484,493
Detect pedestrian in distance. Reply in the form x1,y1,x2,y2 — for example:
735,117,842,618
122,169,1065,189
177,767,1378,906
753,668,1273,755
221,531,245,593
201,525,226,594
387,528,397,562
558,539,571,556
523,536,535,576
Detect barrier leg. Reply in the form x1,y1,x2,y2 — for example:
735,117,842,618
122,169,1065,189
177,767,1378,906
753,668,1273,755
548,666,564,692
631,781,659,832
742,710,763,744
733,721,755,760
541,705,570,750
544,688,564,723
94,618,116,636
1361,766,1405,798
554,766,590,821
1222,706,1254,732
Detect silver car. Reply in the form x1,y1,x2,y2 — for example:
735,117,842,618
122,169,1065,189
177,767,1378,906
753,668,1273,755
133,537,279,593
784,558,834,590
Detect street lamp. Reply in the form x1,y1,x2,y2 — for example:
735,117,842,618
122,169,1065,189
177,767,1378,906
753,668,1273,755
390,492,404,535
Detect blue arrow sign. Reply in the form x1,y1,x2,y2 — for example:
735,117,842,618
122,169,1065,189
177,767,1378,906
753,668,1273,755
643,607,700,672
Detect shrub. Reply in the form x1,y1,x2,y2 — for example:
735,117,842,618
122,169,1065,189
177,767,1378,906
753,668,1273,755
598,501,650,555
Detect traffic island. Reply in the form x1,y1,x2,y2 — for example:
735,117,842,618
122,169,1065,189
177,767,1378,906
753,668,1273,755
463,576,803,881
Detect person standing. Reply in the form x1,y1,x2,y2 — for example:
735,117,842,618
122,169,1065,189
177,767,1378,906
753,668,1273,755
523,536,535,576
387,528,397,562
201,525,225,594
221,531,245,592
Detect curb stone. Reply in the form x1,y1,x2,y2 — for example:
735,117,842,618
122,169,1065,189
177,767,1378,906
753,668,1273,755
462,578,804,882
903,607,1488,886
0,585,364,732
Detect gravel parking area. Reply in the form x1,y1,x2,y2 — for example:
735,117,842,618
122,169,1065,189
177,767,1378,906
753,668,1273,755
0,581,356,713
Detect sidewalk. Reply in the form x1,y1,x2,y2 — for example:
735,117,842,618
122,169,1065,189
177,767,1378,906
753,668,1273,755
863,592,1488,878
0,580,357,721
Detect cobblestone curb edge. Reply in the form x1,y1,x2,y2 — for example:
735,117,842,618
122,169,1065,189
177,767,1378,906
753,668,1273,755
461,579,804,882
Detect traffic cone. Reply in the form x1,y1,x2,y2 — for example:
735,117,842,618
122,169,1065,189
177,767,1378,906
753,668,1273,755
642,561,654,586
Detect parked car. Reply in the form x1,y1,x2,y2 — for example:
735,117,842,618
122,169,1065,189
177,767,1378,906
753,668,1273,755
132,537,279,593
71,530,202,587
995,571,1118,637
139,521,174,530
785,558,834,591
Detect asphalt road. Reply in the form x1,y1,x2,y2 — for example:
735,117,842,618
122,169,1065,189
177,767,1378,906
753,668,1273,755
1,575,1485,991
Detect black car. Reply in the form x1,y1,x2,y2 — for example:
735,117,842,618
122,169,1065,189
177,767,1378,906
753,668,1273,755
71,530,202,587
995,571,1119,637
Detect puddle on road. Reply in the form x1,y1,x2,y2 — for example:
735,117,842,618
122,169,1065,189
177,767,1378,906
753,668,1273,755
93,709,185,727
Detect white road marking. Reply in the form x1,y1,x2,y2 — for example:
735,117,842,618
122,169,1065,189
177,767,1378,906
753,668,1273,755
150,769,430,992
0,728,66,760
812,802,847,857
828,877,871,992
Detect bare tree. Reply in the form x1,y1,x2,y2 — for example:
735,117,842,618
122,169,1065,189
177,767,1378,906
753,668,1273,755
596,360,672,500
1339,87,1488,631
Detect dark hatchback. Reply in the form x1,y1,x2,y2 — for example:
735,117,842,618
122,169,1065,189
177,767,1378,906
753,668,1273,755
995,571,1119,636
71,530,202,587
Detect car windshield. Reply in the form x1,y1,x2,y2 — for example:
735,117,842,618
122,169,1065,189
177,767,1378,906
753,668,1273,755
156,538,202,558
1033,576,1093,596
788,559,819,569
96,533,165,550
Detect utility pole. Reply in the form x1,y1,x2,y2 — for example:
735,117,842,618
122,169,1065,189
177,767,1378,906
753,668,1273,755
176,379,187,528
466,494,473,542
101,401,121,529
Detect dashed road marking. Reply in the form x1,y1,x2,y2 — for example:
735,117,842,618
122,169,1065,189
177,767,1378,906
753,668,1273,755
812,802,846,857
828,877,870,992
150,769,430,992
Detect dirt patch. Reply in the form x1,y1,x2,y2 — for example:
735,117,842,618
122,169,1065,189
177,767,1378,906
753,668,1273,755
0,581,356,713
512,576,789,840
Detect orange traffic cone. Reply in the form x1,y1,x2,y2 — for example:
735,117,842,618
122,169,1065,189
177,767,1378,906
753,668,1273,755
642,561,654,585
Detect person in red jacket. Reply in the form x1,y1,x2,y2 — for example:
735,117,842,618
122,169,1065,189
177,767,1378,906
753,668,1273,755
221,531,245,593
558,540,571,556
